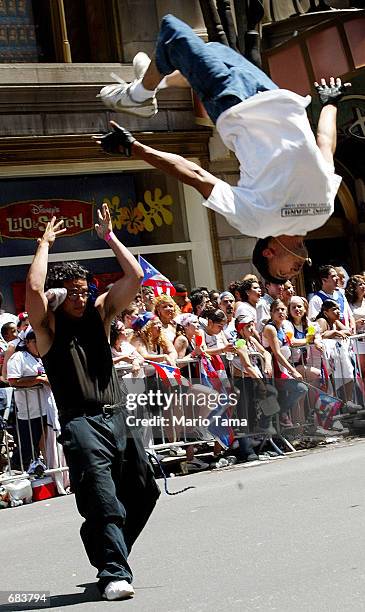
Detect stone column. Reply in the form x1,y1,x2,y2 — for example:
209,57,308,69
117,0,208,61
116,0,160,62
155,0,207,39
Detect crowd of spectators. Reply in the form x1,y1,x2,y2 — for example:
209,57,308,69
1,262,365,478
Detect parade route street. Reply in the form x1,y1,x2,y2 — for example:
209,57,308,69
2,440,365,612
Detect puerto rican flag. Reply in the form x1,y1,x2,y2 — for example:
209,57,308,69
199,355,235,449
144,360,189,388
138,255,176,297
313,358,342,429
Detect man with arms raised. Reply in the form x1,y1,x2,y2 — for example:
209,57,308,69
26,205,160,601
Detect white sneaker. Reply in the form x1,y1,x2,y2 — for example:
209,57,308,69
98,79,157,118
133,51,151,80
331,420,344,432
102,580,135,601
345,401,362,413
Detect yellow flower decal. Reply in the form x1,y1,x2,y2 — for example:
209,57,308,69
119,206,145,235
103,196,123,230
102,188,174,234
137,188,174,232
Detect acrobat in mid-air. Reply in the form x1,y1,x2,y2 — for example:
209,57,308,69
97,14,351,283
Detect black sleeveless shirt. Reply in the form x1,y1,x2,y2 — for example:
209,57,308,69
42,304,123,423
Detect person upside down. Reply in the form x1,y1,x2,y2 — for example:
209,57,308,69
96,14,351,283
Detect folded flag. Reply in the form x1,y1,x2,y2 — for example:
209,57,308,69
138,255,176,297
199,355,235,448
314,390,342,430
144,360,189,387
314,358,342,429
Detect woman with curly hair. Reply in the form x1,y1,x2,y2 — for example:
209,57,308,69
131,312,210,471
130,312,177,365
346,275,365,377
235,278,262,326
154,294,181,343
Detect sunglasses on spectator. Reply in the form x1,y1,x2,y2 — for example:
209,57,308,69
66,290,90,301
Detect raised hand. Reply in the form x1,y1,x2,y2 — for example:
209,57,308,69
38,217,66,248
314,77,351,106
93,121,136,156
95,202,112,240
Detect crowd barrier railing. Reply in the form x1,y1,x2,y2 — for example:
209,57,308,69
227,351,296,453
6,333,363,482
115,358,217,455
286,332,365,433
114,352,299,457
0,382,68,491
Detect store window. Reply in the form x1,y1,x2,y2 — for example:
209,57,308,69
0,170,190,255
0,170,197,311
0,0,121,63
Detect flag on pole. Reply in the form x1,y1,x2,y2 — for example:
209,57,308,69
138,255,176,297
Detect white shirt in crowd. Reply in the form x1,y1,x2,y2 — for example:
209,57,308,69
349,302,365,354
203,90,342,238
7,351,50,420
256,294,273,334
223,318,237,343
200,320,227,351
308,290,352,327
235,302,257,324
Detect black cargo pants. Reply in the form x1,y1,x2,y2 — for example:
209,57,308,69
60,408,160,589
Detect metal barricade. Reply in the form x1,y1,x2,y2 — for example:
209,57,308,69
0,383,68,489
286,333,365,433
229,351,296,454
287,344,320,431
115,357,221,454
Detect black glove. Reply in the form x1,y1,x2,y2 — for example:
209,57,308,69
98,124,136,156
314,78,351,106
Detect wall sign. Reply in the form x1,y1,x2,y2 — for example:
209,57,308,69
0,173,176,260
0,199,94,240
0,173,139,258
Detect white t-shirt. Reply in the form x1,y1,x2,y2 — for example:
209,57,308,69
350,302,365,354
256,294,273,335
235,302,257,324
7,351,50,420
203,90,342,238
223,318,237,343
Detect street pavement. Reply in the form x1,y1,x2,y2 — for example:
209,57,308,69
2,440,365,612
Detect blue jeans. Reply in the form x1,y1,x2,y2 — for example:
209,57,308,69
275,379,307,415
155,14,278,124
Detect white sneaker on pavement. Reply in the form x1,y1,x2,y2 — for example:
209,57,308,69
331,420,344,432
98,78,157,117
102,580,135,601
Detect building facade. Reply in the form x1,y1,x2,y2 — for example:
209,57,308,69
0,0,218,311
0,1,364,309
